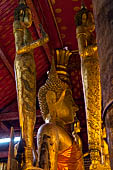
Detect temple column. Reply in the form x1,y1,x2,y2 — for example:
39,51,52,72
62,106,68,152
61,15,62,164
92,0,113,169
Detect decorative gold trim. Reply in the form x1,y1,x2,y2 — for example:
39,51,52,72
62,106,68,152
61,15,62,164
57,65,67,69
61,26,67,30
73,6,80,11
13,28,24,33
56,17,62,23
83,152,90,157
51,0,55,5
56,70,68,75
55,8,62,14
76,32,88,38
71,49,79,54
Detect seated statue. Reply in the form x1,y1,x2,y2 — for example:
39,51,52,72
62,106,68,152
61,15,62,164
37,58,84,170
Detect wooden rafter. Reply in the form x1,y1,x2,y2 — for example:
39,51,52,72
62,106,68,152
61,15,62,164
0,151,8,158
0,131,20,139
0,112,19,121
0,122,9,132
0,111,41,121
0,48,14,78
26,0,52,62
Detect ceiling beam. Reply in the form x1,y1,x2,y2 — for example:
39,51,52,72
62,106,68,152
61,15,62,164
0,48,14,78
0,151,8,158
26,0,52,62
0,122,9,132
0,132,20,139
0,112,19,121
0,111,41,121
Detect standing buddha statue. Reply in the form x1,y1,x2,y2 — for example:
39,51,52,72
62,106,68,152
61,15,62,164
37,49,84,170
13,0,49,169
75,2,103,170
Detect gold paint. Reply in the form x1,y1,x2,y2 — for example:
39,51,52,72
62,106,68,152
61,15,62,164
72,0,78,1
61,26,67,30
37,57,84,169
56,17,62,23
57,65,66,69
56,49,72,66
101,127,111,169
90,4,93,9
0,163,7,170
61,33,66,39
83,152,90,157
13,2,49,170
56,49,72,83
51,0,55,5
73,6,80,12
56,70,68,75
72,120,82,151
76,7,103,169
55,8,62,13
71,49,79,54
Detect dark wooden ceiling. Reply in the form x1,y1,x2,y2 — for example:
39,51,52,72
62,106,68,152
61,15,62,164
0,0,93,159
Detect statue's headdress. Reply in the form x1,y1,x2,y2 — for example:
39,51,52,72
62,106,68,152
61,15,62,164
38,48,79,120
75,0,90,26
19,0,26,4
14,0,29,21
56,48,72,85
38,57,69,120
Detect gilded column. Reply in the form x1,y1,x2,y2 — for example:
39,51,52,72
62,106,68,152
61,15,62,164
75,4,102,169
92,0,113,169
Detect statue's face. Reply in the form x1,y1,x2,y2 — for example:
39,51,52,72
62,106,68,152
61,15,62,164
20,8,32,28
87,12,95,32
56,89,77,124
82,12,95,32
82,13,87,25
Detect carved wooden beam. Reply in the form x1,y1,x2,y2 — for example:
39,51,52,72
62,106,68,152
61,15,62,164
26,0,52,62
0,151,8,158
0,111,41,121
0,122,9,132
0,112,19,121
0,48,14,78
0,132,20,139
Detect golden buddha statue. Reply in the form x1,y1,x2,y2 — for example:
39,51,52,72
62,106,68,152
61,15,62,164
101,127,111,170
37,52,84,170
72,119,82,151
0,163,7,170
75,2,102,169
13,0,49,169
